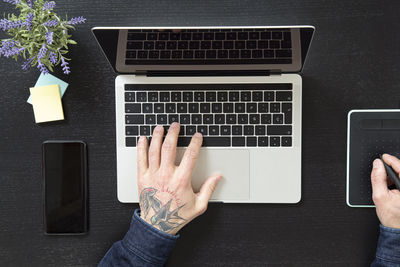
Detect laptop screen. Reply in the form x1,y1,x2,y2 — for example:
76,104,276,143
92,26,314,74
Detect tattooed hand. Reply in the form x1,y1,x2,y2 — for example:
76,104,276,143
137,122,222,235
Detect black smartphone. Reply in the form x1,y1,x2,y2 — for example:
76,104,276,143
42,141,88,235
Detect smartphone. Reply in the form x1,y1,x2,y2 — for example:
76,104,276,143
42,141,88,235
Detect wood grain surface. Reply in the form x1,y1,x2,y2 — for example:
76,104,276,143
1,0,399,266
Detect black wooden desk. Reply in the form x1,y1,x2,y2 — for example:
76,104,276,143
1,0,399,266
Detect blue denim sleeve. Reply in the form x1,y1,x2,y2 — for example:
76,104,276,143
371,224,400,267
98,209,179,267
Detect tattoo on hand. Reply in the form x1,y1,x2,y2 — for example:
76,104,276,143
140,187,186,233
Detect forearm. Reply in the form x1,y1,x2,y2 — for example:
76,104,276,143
371,225,400,267
99,209,179,267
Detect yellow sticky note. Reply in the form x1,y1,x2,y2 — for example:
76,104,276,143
30,84,64,123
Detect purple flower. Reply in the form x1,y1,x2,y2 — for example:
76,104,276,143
49,51,57,64
27,0,33,8
42,1,55,10
2,0,20,4
43,19,58,27
45,31,53,44
38,43,47,59
37,59,49,75
21,57,34,70
0,18,24,31
60,57,70,74
67,16,86,25
25,13,34,31
0,39,24,58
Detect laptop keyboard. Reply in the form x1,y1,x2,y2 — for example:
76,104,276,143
124,84,293,148
125,28,292,65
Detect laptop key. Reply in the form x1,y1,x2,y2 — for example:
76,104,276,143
282,137,292,147
160,92,170,102
126,115,144,124
144,41,154,50
203,114,213,124
177,137,192,147
241,50,251,58
157,114,167,124
246,41,257,49
186,126,197,135
255,125,266,135
238,114,248,124
264,91,274,101
229,50,240,58
166,103,176,113
183,50,193,58
167,41,177,49
260,31,271,40
258,103,268,113
172,50,182,58
250,114,260,124
238,32,248,40
180,114,190,124
217,92,228,102
200,103,211,113
258,40,268,49
276,91,292,101
209,126,219,135
276,49,292,58
206,92,217,102
229,92,240,101
232,137,245,147
221,125,231,135
195,50,206,59
189,103,199,113
235,103,245,113
160,51,171,59
272,32,282,39
261,114,271,124
201,41,211,49
145,115,156,124
226,32,236,40
244,125,254,135
267,125,292,135
177,103,187,113
126,126,139,136
179,126,185,136
192,33,203,40
269,40,280,49
226,114,237,124
204,32,214,40
215,114,225,124
127,41,143,49
263,50,274,58
178,41,188,49
192,114,202,124
169,114,179,124
270,137,280,147
246,103,257,113
212,41,223,49
137,92,147,102
217,50,228,58
155,41,166,49
212,103,222,113
258,137,268,147
232,125,242,135
147,33,157,40
148,92,158,102
154,103,164,113
241,92,251,101
252,50,263,58
140,126,151,136
125,92,135,102
126,137,137,147
282,103,292,124
249,32,259,39
125,103,141,113
270,103,280,113
246,137,257,147
128,33,146,40
149,51,159,59
223,103,234,113
194,92,204,102
281,40,292,49
224,41,234,49
171,92,181,102
235,41,245,49
181,32,191,40
197,126,208,135
126,51,137,58
142,103,153,113
273,114,284,124
206,50,216,58
183,92,193,102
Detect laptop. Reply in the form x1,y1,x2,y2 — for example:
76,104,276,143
92,26,315,203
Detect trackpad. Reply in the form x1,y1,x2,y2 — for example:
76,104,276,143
175,149,250,201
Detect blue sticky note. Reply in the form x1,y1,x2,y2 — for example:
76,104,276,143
27,73,69,104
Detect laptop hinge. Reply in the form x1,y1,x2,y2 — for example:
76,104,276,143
134,70,272,77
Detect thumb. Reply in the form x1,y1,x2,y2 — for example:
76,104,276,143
371,159,389,202
197,173,222,205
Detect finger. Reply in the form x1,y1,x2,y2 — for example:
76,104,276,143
382,154,400,174
371,159,389,202
148,125,164,170
178,133,203,179
196,174,222,210
160,122,180,167
137,136,148,175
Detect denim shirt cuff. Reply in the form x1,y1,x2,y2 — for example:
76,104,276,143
121,209,179,266
375,224,400,264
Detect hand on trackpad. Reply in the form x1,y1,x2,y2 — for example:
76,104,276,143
176,149,250,201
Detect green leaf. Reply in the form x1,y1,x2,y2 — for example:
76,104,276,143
67,39,77,45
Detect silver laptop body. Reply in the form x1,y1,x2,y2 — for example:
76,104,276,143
92,26,315,203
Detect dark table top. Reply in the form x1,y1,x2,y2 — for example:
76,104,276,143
1,0,399,266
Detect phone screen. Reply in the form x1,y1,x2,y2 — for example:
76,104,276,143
43,141,87,234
